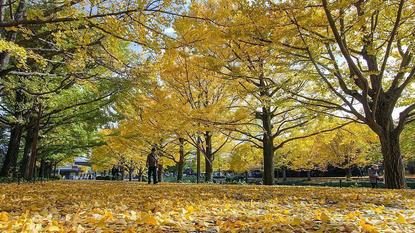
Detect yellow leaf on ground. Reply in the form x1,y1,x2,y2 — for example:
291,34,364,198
397,213,407,224
47,225,61,232
140,212,158,225
0,212,9,222
291,217,301,226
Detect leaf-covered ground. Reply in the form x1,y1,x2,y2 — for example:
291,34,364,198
0,182,414,232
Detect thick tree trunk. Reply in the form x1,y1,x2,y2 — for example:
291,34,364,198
53,162,57,177
177,138,185,182
26,110,41,181
40,159,45,180
196,136,201,183
262,107,274,185
128,169,132,181
46,162,52,179
177,161,184,182
21,125,35,179
263,136,274,185
380,133,405,189
0,125,23,177
120,167,125,181
258,70,275,185
204,132,213,182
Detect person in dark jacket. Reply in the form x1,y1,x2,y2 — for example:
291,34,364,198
146,148,158,184
368,165,380,188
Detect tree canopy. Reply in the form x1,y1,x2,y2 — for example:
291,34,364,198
0,0,414,189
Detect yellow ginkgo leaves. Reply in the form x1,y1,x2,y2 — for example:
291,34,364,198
314,209,331,223
0,181,415,232
0,212,9,222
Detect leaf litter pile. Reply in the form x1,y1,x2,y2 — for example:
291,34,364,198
0,181,414,232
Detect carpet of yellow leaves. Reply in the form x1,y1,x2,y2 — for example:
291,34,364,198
0,181,414,232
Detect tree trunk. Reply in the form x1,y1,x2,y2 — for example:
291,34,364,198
307,170,311,181
258,69,275,185
120,167,125,181
263,135,274,185
26,108,41,181
157,164,163,183
128,169,132,181
282,167,287,182
177,138,185,182
0,89,24,178
0,125,23,177
204,132,213,182
177,161,184,182
380,133,405,189
53,162,57,177
196,136,201,183
245,171,249,183
40,159,45,180
137,167,143,182
47,162,52,179
21,130,34,179
357,167,363,177
346,168,352,181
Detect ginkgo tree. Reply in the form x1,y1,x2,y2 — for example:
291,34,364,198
281,137,329,181
280,0,415,189
156,38,238,182
283,122,381,180
91,125,150,181
229,143,262,177
178,0,351,185
114,78,191,180
320,123,381,179
3,0,414,191
105,77,199,182
0,0,184,179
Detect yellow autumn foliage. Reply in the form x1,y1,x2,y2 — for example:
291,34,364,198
1,182,415,232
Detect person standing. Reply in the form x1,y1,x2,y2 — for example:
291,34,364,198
368,165,380,188
146,148,158,184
